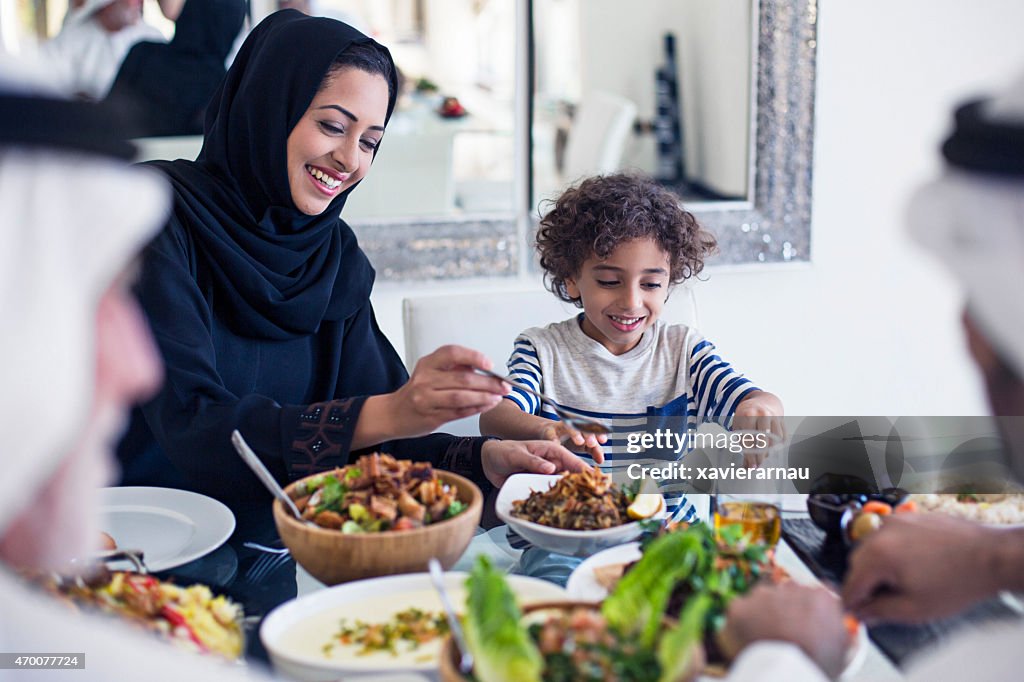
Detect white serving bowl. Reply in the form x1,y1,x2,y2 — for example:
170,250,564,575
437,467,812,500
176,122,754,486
260,571,566,681
495,473,665,558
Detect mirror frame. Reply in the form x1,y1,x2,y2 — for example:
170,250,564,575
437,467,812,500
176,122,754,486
345,0,817,279
692,0,817,265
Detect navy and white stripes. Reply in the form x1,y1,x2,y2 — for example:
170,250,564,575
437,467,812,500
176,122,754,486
501,317,758,524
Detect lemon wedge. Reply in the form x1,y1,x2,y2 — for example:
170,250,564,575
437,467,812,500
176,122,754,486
627,493,663,520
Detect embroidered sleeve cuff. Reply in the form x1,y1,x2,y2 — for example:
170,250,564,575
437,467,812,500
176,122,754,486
438,436,497,494
282,397,367,480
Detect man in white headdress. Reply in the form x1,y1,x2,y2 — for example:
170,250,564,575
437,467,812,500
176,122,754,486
0,65,270,681
36,0,169,100
710,71,1024,681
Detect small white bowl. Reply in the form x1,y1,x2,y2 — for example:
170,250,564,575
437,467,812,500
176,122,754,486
495,473,665,557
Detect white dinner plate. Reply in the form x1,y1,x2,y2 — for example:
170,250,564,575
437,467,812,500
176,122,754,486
99,486,235,572
566,542,868,680
566,541,641,602
495,473,665,557
261,571,567,681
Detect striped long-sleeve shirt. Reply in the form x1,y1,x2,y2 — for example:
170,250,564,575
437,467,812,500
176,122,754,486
504,315,759,522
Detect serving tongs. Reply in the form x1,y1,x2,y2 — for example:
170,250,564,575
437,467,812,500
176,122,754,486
92,548,149,574
53,548,149,590
475,367,610,436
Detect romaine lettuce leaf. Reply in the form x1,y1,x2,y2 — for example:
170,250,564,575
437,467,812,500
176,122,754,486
602,529,703,648
464,557,542,682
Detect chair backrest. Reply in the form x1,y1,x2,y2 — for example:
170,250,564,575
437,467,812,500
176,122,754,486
402,286,699,436
132,135,204,163
563,90,638,181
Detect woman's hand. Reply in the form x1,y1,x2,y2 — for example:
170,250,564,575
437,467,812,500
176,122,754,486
480,439,591,487
354,345,507,447
538,421,607,464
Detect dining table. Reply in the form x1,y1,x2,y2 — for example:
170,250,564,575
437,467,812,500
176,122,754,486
151,492,919,681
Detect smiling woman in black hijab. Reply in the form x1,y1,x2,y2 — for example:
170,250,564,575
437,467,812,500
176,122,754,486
117,9,586,514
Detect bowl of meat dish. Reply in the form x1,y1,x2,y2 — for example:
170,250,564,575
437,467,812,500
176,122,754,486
495,469,665,557
274,453,482,585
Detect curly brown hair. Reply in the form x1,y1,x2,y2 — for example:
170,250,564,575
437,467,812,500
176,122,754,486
537,172,717,306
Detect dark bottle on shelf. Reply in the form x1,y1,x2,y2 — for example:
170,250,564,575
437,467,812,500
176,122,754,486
654,33,686,186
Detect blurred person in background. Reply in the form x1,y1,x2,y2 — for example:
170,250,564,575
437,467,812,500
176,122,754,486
105,0,248,136
38,0,183,100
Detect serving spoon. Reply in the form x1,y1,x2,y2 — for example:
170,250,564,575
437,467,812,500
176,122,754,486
428,557,473,675
231,429,316,527
475,367,610,436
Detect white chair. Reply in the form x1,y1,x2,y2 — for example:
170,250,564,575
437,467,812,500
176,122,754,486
402,286,698,436
563,90,638,181
132,135,204,162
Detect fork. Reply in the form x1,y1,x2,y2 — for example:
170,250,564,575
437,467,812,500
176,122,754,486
475,367,610,436
244,544,291,583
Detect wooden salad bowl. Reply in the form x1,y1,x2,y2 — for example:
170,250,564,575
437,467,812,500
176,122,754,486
273,469,482,586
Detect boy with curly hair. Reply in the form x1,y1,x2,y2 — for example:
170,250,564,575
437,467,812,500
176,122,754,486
480,172,783,521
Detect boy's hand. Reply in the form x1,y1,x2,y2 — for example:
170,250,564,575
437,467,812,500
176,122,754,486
539,421,607,464
732,391,785,467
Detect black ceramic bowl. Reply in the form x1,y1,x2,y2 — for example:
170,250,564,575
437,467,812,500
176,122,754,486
806,474,908,538
806,495,861,538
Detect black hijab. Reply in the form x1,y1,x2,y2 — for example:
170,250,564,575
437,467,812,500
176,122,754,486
107,0,247,136
148,9,399,340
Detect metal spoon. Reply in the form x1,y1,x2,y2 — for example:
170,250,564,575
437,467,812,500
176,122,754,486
231,429,315,526
475,368,610,436
428,557,473,675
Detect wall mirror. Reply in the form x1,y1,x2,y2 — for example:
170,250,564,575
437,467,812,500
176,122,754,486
2,0,816,276
347,0,817,278
530,0,816,267
531,0,755,209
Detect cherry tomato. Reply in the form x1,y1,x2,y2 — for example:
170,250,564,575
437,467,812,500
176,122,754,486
861,500,893,516
894,500,918,514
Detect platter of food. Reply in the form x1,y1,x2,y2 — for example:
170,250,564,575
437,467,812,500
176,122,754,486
494,470,665,557
260,571,566,680
49,570,244,659
99,487,235,572
909,492,1024,526
561,524,866,679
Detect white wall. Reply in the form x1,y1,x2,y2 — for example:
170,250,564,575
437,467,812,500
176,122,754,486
369,0,1024,418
